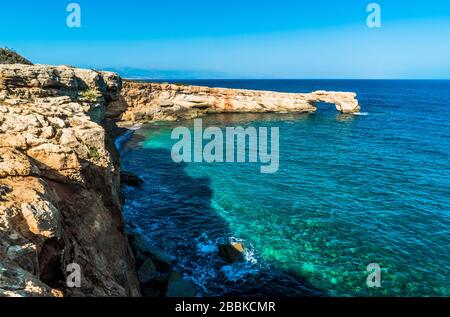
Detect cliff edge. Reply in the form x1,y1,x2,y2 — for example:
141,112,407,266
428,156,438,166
0,64,140,296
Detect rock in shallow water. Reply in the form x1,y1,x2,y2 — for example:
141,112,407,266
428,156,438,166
166,271,197,297
120,171,144,187
219,242,245,264
127,232,176,271
138,259,158,284
128,231,188,297
147,249,176,273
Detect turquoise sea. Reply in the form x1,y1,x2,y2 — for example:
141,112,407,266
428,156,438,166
119,80,450,296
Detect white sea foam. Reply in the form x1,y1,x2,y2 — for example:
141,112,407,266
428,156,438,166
224,237,258,266
354,112,369,116
114,124,142,150
196,241,219,253
221,263,260,282
114,131,133,150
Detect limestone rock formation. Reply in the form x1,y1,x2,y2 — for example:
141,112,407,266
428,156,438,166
0,64,140,296
0,62,360,297
110,81,360,124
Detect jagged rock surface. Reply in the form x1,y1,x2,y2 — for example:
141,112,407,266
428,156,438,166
110,81,360,124
0,64,140,296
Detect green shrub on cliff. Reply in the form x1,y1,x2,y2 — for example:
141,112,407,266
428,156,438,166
80,89,100,101
0,48,33,65
87,145,101,162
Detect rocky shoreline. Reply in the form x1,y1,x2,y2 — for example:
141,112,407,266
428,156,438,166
0,63,359,297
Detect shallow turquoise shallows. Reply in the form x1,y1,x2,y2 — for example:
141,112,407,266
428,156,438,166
120,80,450,296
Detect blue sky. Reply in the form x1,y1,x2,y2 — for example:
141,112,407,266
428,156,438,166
1,0,450,78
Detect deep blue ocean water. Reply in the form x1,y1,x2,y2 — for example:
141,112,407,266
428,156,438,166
119,80,450,296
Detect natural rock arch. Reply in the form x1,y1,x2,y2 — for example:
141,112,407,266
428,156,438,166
116,81,361,124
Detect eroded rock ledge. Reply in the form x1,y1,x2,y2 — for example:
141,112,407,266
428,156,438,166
109,81,360,124
0,64,139,296
0,64,359,297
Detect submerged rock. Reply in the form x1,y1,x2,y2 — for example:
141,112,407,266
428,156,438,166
137,259,158,284
127,231,198,297
147,249,176,273
141,284,162,298
166,271,197,297
120,171,144,187
219,242,245,264
128,232,176,271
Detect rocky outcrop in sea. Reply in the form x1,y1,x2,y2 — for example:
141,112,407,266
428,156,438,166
110,80,360,125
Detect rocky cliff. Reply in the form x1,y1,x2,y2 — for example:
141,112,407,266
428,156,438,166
109,81,360,124
0,64,140,296
0,63,360,297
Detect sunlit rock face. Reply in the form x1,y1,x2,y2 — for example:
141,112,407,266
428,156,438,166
0,64,140,297
112,81,360,125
